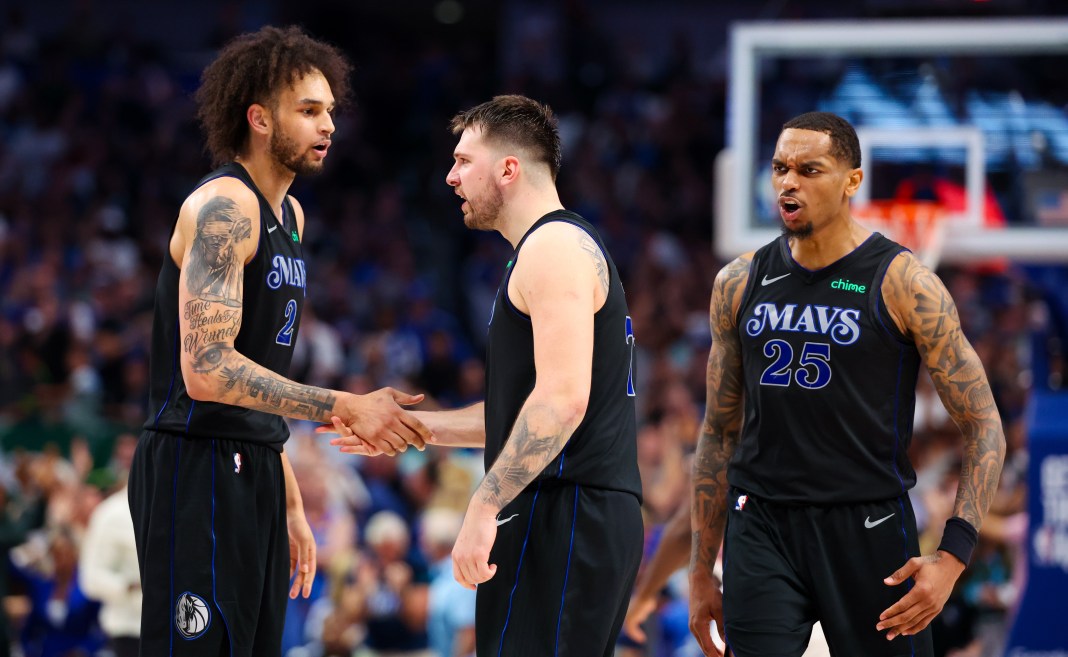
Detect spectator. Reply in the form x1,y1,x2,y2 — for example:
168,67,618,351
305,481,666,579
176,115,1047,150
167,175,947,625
420,508,475,657
11,527,105,657
357,511,430,657
78,485,140,657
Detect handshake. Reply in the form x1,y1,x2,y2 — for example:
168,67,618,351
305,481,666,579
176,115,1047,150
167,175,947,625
315,386,433,457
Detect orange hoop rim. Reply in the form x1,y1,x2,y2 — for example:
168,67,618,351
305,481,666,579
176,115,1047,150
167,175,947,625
853,200,948,268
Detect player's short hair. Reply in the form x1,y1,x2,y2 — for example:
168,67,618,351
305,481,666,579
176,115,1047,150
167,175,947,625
450,94,562,181
195,25,352,166
783,112,861,169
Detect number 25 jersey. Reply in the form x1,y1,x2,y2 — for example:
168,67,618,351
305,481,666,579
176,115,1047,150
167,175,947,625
729,233,921,504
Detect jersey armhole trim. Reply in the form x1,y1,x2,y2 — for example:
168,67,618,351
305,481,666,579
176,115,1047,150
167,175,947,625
734,252,761,327
501,258,533,323
504,217,612,322
873,249,914,346
283,196,297,237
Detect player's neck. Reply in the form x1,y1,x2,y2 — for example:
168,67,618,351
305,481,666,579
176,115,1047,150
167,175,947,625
233,151,296,221
497,186,565,248
788,214,871,270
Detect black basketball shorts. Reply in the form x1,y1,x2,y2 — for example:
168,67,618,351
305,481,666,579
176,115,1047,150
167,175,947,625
475,481,643,657
129,430,289,657
720,486,934,657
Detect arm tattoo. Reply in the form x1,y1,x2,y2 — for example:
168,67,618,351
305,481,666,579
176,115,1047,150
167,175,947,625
477,405,576,511
886,255,1005,529
184,332,338,420
578,233,610,295
183,300,241,367
217,363,336,419
185,196,252,307
691,255,750,576
181,194,336,422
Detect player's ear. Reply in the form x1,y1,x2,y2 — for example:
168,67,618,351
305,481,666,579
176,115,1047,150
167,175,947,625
844,167,863,198
247,104,271,137
499,155,520,186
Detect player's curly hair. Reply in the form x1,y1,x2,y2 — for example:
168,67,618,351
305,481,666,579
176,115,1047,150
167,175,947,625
195,25,352,166
783,112,861,169
450,95,562,181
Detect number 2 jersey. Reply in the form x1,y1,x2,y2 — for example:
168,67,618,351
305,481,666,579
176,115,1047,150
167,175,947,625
142,162,305,450
484,211,642,501
729,233,921,504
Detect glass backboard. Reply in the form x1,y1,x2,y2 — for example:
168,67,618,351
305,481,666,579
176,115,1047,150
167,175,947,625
717,19,1068,263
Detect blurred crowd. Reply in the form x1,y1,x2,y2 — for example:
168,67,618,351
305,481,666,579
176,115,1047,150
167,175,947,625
1,3,1066,657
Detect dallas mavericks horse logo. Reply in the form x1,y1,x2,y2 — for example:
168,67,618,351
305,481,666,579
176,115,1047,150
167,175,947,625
175,592,210,639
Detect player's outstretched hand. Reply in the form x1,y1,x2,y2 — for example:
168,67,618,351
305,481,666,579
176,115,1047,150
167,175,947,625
623,593,657,643
330,388,431,456
878,551,966,641
452,499,498,591
689,569,726,657
318,416,384,456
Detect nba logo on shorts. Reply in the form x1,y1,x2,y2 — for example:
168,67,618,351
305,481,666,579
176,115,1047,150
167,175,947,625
735,494,748,511
233,452,242,474
174,592,210,639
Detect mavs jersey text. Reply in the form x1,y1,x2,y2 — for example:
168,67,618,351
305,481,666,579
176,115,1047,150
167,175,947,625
731,233,920,504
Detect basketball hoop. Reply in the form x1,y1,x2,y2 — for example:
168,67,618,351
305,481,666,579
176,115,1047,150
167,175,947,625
853,201,948,270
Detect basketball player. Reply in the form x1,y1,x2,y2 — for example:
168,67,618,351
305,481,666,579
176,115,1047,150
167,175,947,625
129,26,430,657
328,94,644,656
687,112,1005,657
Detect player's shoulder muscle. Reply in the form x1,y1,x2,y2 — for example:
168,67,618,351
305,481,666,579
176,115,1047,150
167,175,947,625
173,177,260,265
712,251,754,330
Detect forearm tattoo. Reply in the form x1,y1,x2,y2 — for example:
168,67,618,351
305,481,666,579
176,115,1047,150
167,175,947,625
181,195,336,421
886,255,1005,529
218,364,335,419
691,255,750,575
477,405,576,511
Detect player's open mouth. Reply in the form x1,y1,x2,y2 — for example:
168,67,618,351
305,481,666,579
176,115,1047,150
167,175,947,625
779,197,802,221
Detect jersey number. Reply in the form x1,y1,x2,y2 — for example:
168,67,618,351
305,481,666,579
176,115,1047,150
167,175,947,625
276,299,297,346
625,315,637,397
759,340,832,389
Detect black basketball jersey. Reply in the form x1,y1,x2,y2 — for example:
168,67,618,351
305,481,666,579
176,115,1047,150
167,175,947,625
729,233,921,504
484,211,642,500
143,163,306,450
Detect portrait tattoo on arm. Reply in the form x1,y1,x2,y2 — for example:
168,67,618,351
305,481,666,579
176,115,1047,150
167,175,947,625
185,196,252,307
691,254,750,573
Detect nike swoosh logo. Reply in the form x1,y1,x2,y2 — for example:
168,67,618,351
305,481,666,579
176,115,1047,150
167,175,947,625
267,225,278,233
864,513,895,529
495,513,519,527
761,273,790,286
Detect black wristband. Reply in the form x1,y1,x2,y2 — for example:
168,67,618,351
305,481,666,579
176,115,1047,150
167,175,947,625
937,516,978,566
